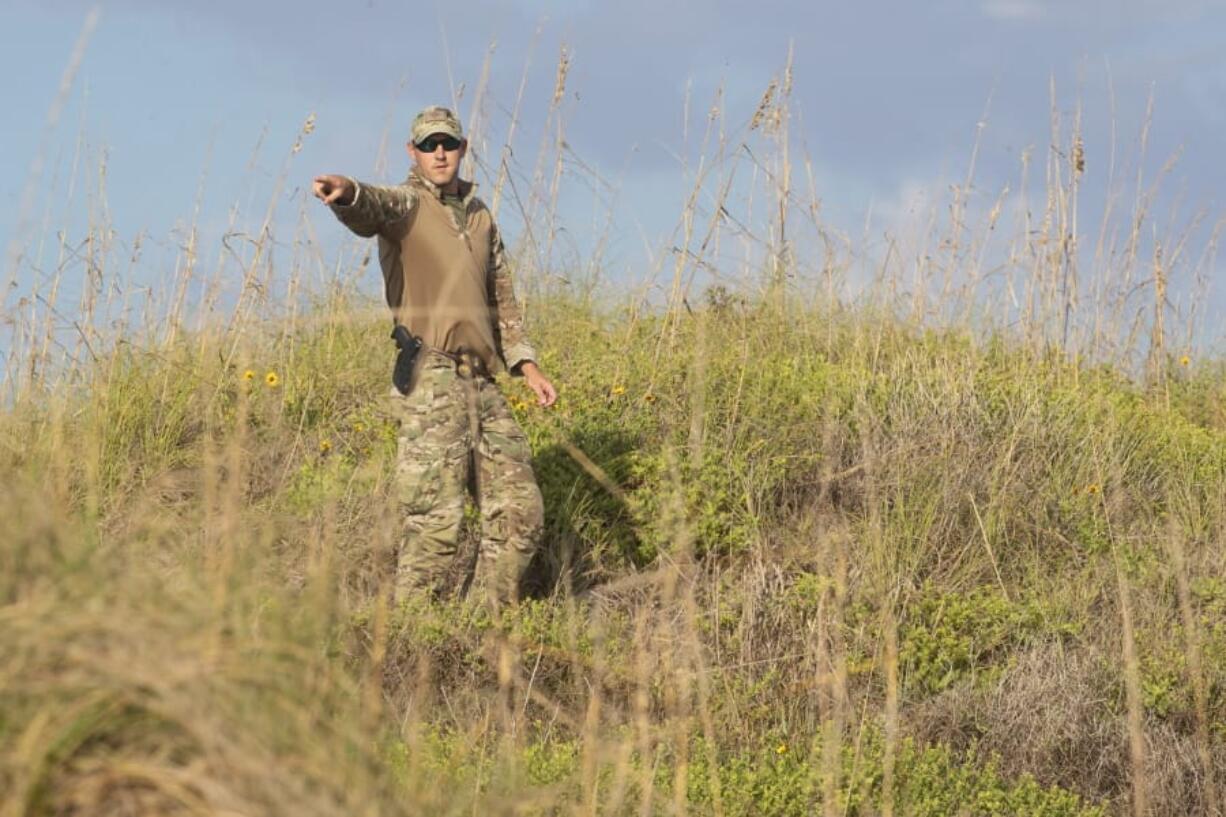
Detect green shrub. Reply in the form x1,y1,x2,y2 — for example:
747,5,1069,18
899,586,1077,695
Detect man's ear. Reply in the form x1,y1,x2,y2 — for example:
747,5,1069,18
405,141,416,163
458,139,468,160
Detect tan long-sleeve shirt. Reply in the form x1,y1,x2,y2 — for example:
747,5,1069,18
330,170,536,375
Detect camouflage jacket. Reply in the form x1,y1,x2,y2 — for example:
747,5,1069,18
330,170,536,375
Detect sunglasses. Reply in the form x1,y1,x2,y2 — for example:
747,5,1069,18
415,135,462,152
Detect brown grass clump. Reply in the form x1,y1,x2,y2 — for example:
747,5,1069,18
0,479,404,817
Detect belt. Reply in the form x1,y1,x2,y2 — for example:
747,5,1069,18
422,347,491,379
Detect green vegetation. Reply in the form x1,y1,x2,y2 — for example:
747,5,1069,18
2,289,1222,815
4,44,1225,814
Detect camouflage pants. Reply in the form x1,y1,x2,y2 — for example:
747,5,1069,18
388,357,544,606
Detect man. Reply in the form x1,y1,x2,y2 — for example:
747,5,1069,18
312,105,557,607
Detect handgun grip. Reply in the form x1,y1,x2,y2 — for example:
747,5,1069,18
390,326,422,395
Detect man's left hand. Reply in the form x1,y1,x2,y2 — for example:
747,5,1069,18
519,362,557,408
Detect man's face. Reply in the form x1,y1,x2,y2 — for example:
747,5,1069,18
408,133,466,189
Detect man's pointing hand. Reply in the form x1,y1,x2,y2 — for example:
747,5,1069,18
312,175,356,206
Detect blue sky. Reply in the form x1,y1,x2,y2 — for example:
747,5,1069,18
3,0,1224,358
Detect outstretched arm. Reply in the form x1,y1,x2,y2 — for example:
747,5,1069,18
313,174,416,237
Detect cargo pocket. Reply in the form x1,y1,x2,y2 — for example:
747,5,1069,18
482,427,533,466
396,447,443,515
392,376,438,515
479,391,534,468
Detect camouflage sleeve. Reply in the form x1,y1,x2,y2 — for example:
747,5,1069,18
329,179,417,237
488,220,538,374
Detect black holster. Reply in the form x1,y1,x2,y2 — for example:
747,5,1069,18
390,324,422,395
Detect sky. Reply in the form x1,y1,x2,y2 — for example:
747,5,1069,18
3,0,1225,361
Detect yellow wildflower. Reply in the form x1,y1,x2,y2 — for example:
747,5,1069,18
611,385,626,396
354,421,366,433
1084,483,1101,496
242,369,256,382
1179,354,1191,367
643,393,657,404
265,371,280,388
319,439,332,453
776,743,787,755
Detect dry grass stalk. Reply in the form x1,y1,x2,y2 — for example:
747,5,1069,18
1167,512,1220,816
1102,478,1150,817
881,604,900,817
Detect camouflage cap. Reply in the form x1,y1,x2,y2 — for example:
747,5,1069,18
411,106,463,145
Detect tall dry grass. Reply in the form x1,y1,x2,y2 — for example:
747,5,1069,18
2,42,1225,817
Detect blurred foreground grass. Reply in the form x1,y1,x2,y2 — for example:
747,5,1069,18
2,290,1224,815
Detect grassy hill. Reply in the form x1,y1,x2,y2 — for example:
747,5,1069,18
2,288,1223,816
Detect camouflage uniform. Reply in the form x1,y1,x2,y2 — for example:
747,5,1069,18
387,357,543,606
329,107,545,606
